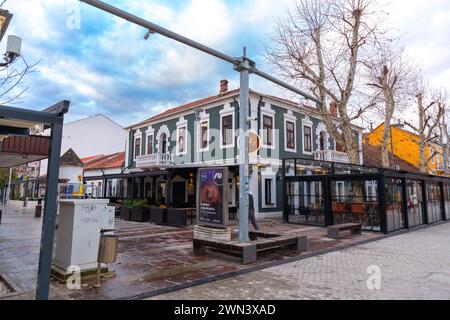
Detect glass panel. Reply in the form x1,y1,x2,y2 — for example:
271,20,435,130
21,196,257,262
286,180,325,227
331,180,380,231
147,135,153,154
135,138,141,157
222,115,233,145
385,178,405,232
426,183,442,224
445,184,450,220
304,126,312,152
263,115,273,146
334,163,379,175
178,127,186,153
295,159,332,176
406,180,424,227
286,121,295,149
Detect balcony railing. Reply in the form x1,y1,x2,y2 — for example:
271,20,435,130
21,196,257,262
313,150,349,163
136,153,175,169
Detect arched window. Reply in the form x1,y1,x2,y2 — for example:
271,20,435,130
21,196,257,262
160,133,167,154
319,132,326,151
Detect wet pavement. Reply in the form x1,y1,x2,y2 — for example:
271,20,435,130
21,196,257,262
0,202,382,300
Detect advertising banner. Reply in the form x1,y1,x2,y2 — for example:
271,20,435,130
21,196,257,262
197,167,228,228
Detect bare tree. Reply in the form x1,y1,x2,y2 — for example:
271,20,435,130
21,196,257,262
435,91,450,176
366,41,414,168
404,82,445,174
0,57,38,105
267,0,384,164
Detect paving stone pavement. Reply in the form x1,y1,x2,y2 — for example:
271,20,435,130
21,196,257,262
0,201,383,300
151,222,450,300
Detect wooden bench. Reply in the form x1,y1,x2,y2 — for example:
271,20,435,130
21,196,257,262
327,223,362,239
193,232,308,265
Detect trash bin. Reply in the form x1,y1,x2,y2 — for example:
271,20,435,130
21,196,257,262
98,234,119,263
35,200,42,218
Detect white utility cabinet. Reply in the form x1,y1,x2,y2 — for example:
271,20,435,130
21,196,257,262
53,199,115,272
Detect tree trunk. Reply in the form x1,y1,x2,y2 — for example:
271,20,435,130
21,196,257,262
417,94,427,173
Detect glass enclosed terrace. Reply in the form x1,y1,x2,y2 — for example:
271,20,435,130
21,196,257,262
282,158,450,234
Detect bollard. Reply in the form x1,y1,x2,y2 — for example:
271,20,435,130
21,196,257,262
0,209,2,225
35,199,43,218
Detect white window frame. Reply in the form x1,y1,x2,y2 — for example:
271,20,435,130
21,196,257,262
133,130,142,160
261,111,275,150
261,169,277,209
284,111,297,153
146,126,154,155
176,117,188,156
302,118,313,155
220,107,235,149
199,118,210,152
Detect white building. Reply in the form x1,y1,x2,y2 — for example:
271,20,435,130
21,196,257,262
39,114,127,177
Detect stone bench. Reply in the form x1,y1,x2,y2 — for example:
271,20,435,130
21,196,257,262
193,232,308,265
327,223,362,239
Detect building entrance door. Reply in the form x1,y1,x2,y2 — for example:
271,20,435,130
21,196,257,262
172,181,186,206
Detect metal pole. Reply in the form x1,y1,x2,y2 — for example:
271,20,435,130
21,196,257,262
79,0,238,65
5,167,12,211
236,52,250,243
78,0,320,106
35,121,63,300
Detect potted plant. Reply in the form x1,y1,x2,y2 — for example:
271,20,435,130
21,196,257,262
120,199,134,221
150,195,168,225
130,199,151,222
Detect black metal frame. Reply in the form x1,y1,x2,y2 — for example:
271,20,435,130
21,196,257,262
283,158,450,234
0,101,70,300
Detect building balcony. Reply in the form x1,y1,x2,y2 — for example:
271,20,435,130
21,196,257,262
313,150,349,163
136,153,175,169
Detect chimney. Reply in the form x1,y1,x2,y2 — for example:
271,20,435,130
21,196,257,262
220,79,228,95
329,102,338,117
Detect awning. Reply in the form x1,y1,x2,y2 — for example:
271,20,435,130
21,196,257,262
83,170,169,181
0,101,70,301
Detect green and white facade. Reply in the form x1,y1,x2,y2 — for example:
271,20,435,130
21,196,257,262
124,84,364,218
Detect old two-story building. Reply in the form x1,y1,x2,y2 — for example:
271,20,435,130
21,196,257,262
122,80,364,219
366,123,447,176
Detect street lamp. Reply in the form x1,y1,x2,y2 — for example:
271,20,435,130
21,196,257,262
0,9,22,67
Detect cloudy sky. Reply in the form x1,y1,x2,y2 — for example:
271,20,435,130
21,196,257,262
1,0,450,127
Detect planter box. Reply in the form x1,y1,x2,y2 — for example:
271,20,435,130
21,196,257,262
351,203,365,213
167,208,188,228
130,207,151,222
150,207,167,225
120,206,131,220
333,203,347,212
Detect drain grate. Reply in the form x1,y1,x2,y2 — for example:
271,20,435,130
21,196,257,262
0,275,14,296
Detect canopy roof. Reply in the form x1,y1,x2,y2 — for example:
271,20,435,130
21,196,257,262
0,101,69,168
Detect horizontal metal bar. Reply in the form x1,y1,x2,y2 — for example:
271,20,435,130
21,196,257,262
79,0,239,65
79,1,324,105
252,68,323,105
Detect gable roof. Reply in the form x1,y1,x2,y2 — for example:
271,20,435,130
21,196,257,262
81,154,105,164
362,144,420,173
60,148,84,167
83,152,125,171
370,123,441,148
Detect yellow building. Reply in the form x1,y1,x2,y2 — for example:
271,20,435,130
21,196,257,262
365,123,445,175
